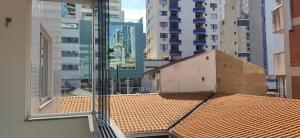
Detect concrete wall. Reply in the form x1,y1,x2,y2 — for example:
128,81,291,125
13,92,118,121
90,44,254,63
215,51,267,96
160,52,217,93
159,51,266,95
0,0,91,137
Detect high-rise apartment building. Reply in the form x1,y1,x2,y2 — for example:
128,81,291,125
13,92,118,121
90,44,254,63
220,0,267,69
145,0,224,60
272,0,300,98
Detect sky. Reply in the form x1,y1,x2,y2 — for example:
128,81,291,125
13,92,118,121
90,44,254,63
121,0,146,32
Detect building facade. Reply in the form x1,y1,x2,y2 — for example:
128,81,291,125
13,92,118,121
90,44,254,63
272,0,300,98
265,0,284,91
145,0,224,60
220,0,267,69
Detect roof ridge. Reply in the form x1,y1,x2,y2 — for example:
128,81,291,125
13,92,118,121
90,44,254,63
167,92,215,130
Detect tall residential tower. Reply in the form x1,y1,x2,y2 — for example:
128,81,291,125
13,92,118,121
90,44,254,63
145,0,224,60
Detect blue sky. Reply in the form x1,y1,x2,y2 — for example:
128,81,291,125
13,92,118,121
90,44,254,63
121,0,146,31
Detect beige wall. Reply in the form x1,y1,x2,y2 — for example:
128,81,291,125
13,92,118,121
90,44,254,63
215,51,267,96
0,0,91,137
160,52,217,93
159,51,266,95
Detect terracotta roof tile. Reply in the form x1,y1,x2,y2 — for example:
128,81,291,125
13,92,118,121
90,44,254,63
60,96,91,113
109,92,212,134
171,93,300,138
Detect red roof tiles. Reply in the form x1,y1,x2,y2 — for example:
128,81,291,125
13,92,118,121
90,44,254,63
171,94,300,138
109,92,212,134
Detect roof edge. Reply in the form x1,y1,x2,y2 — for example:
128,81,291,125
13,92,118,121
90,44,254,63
125,131,169,138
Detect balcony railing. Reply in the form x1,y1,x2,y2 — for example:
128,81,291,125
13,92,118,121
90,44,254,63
169,16,181,22
193,28,206,35
193,18,206,24
193,6,205,13
170,4,181,11
194,40,206,45
272,4,284,33
193,0,205,2
170,28,182,34
170,39,182,45
170,50,182,56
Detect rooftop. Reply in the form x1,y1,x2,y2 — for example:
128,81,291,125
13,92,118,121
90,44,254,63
60,93,300,137
171,93,300,138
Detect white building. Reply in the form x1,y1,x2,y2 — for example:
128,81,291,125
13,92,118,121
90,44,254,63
264,0,284,91
145,0,224,60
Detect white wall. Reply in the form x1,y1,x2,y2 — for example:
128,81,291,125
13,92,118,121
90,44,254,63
0,0,91,137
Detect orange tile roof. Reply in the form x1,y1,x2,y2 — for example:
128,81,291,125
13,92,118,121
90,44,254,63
60,96,91,113
170,94,300,138
109,92,212,134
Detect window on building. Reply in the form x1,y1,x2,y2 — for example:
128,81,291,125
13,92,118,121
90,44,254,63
211,35,218,42
246,33,250,40
211,14,218,19
159,0,167,5
160,22,168,27
161,44,168,52
160,11,168,16
210,3,217,10
211,24,218,29
62,37,79,43
160,33,168,38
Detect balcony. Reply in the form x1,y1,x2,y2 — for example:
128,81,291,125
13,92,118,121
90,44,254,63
193,28,206,35
170,4,181,11
193,18,206,24
170,28,182,34
193,6,205,13
169,16,182,22
170,50,182,56
272,4,284,33
194,40,206,45
193,0,205,2
194,49,206,55
170,39,182,45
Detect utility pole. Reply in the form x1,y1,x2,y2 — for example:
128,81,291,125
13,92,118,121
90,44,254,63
116,64,119,93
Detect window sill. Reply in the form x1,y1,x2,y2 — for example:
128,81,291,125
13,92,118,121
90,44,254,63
39,98,55,110
26,112,92,121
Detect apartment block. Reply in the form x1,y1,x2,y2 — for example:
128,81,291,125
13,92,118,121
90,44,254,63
272,0,300,98
220,0,267,69
145,0,224,60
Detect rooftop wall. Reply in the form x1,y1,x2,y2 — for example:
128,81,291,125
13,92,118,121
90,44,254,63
215,51,267,96
160,51,217,93
159,51,267,95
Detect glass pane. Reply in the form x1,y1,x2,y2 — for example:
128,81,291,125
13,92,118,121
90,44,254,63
30,0,95,115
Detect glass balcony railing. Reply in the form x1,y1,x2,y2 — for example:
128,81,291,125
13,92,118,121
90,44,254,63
170,50,182,56
193,0,205,2
170,16,181,22
193,18,206,24
170,4,181,11
193,6,205,13
170,28,182,33
194,40,206,45
193,28,206,35
170,39,182,45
